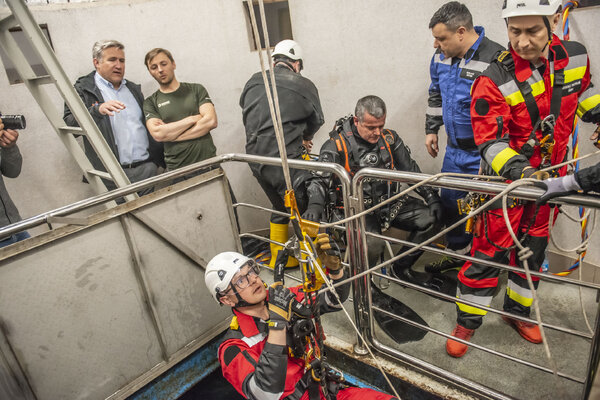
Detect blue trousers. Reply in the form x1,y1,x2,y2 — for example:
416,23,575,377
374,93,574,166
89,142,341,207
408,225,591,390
0,231,31,248
440,146,480,251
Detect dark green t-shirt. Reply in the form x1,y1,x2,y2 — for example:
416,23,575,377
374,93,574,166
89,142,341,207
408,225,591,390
143,82,217,170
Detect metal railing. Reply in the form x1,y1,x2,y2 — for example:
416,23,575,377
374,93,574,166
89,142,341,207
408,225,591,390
1,153,599,399
352,168,600,400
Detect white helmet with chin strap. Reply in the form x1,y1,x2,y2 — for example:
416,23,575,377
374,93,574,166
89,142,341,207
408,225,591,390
501,0,562,19
272,39,303,61
501,0,562,44
205,251,252,303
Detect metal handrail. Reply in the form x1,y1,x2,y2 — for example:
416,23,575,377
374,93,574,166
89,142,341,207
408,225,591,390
2,154,598,399
352,168,600,209
0,153,351,240
350,167,599,400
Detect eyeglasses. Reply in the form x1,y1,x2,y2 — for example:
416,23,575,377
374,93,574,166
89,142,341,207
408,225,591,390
223,261,261,294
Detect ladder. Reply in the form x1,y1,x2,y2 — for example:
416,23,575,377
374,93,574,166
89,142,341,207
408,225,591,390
0,0,135,203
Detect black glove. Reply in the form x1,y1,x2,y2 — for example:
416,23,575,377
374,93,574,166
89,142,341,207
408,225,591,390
302,203,323,222
521,166,549,180
315,233,341,272
536,174,581,205
426,193,443,221
268,282,295,330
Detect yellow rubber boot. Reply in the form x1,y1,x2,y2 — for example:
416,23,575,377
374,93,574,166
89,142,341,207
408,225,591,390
269,222,299,268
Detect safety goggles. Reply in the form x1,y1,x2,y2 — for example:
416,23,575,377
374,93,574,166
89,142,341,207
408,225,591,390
221,260,261,296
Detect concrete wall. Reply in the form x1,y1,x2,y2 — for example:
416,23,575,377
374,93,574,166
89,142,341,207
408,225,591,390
0,0,598,264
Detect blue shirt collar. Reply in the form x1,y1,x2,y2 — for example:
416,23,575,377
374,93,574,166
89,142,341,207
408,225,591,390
94,71,127,90
464,26,485,62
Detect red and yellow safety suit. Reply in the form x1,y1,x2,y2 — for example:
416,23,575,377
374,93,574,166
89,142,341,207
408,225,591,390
218,282,396,400
456,35,600,329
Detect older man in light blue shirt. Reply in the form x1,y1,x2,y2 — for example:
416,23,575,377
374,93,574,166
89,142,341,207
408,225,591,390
63,40,163,196
94,72,150,165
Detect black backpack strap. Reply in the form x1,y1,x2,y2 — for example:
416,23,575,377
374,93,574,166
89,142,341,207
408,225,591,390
497,50,565,159
377,130,395,170
499,51,541,134
550,68,564,120
340,120,362,173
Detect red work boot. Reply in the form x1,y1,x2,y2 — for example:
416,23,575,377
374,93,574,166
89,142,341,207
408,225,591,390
446,324,475,358
501,315,542,344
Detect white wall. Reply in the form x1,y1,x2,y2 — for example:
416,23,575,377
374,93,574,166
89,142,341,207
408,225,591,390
0,0,598,262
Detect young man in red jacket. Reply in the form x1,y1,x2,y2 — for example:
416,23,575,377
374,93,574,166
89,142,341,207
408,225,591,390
446,0,600,358
205,235,397,400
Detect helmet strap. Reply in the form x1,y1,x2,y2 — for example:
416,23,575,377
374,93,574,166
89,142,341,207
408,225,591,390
542,16,553,51
231,285,263,308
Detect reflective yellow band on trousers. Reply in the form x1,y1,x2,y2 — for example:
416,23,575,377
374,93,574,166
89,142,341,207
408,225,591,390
456,301,488,316
506,285,533,307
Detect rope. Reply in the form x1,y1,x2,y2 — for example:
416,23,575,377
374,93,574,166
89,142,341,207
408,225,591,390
319,171,503,229
548,206,595,254
538,149,600,174
246,0,293,192
500,180,566,398
245,1,595,391
301,236,402,400
557,0,594,338
296,173,596,392
319,148,600,231
562,1,579,41
321,180,540,292
247,4,400,396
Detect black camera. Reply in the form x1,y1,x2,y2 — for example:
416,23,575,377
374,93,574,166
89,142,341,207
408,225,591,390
0,112,26,130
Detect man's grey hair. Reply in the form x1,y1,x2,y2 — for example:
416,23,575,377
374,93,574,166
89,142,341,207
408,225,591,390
92,40,124,61
355,95,386,121
429,1,473,31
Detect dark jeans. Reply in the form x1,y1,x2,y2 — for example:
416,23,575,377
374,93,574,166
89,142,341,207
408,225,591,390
101,161,158,203
0,231,31,248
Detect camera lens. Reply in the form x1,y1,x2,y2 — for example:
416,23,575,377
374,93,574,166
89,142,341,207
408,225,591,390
1,115,26,130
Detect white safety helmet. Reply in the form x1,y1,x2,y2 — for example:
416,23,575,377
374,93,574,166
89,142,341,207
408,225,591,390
272,39,303,61
205,251,253,303
501,0,562,19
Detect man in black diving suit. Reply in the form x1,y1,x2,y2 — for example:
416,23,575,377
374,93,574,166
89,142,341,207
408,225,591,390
303,95,445,289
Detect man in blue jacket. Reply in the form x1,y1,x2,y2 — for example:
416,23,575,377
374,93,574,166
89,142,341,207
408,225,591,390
425,2,504,273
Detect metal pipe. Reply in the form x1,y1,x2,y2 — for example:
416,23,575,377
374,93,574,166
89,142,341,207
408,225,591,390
365,231,600,290
348,168,599,398
235,203,347,232
372,305,585,383
371,271,592,340
0,154,351,239
583,303,600,399
370,338,515,400
353,169,600,209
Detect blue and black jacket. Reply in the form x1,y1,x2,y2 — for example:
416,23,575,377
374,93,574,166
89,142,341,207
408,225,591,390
426,26,504,151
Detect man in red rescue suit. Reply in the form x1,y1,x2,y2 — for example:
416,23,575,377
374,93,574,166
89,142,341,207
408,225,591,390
446,0,600,358
205,235,397,400
303,95,444,290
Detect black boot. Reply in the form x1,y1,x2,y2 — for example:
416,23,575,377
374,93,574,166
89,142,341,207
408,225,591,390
424,256,464,274
392,262,438,289
392,261,457,297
